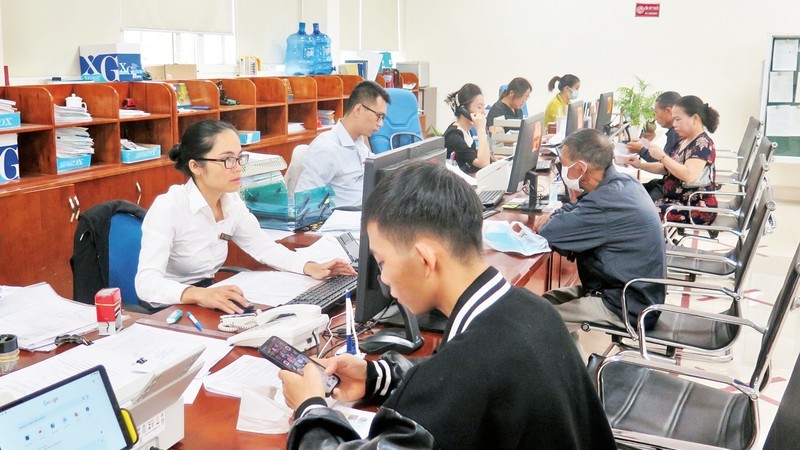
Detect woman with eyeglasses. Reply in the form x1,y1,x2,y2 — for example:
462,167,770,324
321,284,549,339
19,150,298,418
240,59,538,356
487,77,532,134
443,83,493,174
135,120,355,313
544,74,581,127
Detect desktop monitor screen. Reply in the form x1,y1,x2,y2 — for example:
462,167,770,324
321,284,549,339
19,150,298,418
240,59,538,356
565,100,585,137
355,137,447,327
506,113,544,193
0,365,134,450
595,93,613,132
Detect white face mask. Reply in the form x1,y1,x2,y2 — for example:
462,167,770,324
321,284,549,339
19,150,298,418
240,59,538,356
561,161,584,193
569,88,579,100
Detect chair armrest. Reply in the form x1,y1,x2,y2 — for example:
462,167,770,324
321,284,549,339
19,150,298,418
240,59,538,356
665,247,732,263
687,189,744,203
596,353,758,402
715,153,743,160
390,132,423,149
637,303,763,360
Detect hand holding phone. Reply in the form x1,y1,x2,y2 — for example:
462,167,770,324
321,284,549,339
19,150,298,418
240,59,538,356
260,336,340,396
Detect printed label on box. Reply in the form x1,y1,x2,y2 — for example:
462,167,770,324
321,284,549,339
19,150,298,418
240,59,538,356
0,112,21,130
80,44,143,82
0,134,19,183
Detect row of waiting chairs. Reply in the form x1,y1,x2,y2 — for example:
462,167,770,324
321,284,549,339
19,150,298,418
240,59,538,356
582,117,799,449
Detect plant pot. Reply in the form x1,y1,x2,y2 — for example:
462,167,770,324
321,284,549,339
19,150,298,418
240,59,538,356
627,125,642,141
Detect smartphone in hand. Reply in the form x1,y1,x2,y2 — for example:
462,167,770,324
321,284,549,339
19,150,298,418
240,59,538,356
259,336,340,396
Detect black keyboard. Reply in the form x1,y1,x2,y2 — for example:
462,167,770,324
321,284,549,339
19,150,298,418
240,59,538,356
478,189,505,207
285,275,358,313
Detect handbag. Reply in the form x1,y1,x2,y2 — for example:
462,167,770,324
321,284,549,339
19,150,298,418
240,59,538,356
681,164,714,189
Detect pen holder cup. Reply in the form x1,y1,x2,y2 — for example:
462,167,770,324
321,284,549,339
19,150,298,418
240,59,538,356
0,334,19,374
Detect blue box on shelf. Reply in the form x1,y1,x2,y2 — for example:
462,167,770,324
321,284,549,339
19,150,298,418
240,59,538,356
57,154,92,173
0,134,19,184
121,144,161,164
79,43,143,82
239,130,261,145
0,112,21,130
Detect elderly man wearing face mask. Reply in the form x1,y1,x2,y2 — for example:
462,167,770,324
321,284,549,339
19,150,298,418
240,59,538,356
533,128,666,359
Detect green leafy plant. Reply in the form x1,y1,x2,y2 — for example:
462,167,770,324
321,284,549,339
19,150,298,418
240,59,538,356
616,76,661,128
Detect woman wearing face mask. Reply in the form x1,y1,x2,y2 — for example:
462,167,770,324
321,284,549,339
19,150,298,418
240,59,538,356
443,83,492,173
544,74,581,127
487,77,532,134
644,95,719,225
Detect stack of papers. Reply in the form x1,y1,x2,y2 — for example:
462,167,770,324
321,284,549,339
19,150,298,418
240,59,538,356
56,127,94,158
0,283,97,351
211,271,323,307
119,109,150,118
0,98,18,113
317,210,362,234
54,105,92,124
288,122,307,134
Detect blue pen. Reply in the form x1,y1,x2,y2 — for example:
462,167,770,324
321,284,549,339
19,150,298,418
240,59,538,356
186,311,203,331
166,309,183,325
345,291,357,354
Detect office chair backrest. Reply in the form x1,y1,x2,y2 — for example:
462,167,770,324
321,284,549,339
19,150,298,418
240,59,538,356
733,187,776,292
749,241,800,391
737,152,770,229
284,144,309,196
369,88,422,154
498,84,529,117
763,351,800,449
108,213,144,307
735,116,762,177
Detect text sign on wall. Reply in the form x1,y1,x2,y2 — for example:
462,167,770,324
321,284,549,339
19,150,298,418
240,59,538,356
635,3,660,17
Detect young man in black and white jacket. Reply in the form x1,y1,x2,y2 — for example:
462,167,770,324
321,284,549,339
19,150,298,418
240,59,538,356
279,162,615,449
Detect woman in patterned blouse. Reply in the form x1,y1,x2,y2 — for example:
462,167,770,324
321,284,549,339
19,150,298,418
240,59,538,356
637,95,720,225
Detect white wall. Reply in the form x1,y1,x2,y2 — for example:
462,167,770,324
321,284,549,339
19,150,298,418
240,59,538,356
401,0,800,154
236,0,301,65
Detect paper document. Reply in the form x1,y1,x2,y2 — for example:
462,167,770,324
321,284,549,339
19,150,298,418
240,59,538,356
293,234,352,263
769,72,796,103
772,39,799,71
332,405,376,439
0,283,97,351
445,162,478,186
203,355,284,399
212,271,323,307
766,105,800,136
317,210,362,233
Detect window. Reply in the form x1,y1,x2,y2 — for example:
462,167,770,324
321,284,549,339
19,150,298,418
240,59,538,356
123,29,237,68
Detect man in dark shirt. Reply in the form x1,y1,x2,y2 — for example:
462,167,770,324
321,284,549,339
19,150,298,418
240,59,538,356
536,128,666,358
626,91,681,200
279,162,616,449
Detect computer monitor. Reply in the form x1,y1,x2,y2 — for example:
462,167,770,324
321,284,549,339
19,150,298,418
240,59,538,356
506,113,544,193
355,137,447,354
595,92,613,133
565,100,585,137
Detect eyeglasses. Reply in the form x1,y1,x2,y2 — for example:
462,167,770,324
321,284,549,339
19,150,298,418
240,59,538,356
361,104,386,122
195,153,249,169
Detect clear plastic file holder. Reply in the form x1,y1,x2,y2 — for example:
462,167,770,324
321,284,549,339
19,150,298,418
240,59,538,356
241,178,336,231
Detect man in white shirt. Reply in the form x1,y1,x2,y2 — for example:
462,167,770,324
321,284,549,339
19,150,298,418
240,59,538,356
294,81,390,208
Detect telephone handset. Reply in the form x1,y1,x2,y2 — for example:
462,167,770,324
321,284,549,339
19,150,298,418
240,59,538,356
224,304,329,352
455,105,472,121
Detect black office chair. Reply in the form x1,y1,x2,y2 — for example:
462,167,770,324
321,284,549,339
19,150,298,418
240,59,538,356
714,116,762,187
763,351,800,449
590,240,800,450
582,188,776,361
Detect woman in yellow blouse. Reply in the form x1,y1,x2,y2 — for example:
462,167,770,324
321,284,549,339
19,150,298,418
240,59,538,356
544,74,581,126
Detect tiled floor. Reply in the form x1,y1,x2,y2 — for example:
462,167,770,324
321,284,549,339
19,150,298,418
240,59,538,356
580,197,800,449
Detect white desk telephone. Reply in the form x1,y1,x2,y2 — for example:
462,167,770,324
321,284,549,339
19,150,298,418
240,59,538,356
223,304,329,352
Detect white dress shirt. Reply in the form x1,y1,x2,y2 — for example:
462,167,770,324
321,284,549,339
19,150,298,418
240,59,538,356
294,121,371,207
135,178,308,306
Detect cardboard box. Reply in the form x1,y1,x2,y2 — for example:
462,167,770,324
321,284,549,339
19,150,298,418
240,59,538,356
79,44,143,82
0,112,21,130
121,144,161,164
238,130,261,145
145,64,198,80
0,134,19,184
95,287,123,335
57,154,92,173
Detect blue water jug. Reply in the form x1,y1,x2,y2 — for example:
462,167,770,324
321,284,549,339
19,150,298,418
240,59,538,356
312,23,333,75
285,22,314,75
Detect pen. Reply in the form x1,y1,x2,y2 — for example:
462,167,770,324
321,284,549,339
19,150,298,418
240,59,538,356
166,309,183,325
345,291,357,355
186,311,203,332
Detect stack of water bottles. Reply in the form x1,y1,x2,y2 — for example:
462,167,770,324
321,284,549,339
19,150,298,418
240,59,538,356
285,22,333,76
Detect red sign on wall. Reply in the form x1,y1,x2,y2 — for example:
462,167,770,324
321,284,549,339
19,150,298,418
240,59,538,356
635,3,660,17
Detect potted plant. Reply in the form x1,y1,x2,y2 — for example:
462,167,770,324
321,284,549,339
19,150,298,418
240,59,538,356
617,76,660,140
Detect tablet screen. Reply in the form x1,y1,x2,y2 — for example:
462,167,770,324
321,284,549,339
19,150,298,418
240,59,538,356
0,365,131,450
